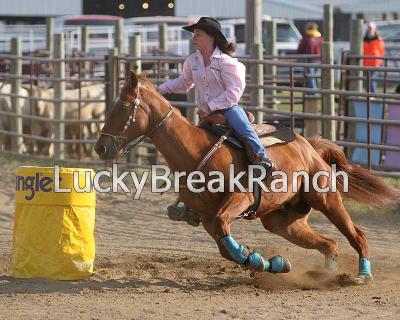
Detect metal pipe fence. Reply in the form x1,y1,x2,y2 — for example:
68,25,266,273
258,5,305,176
1,50,400,176
0,48,109,161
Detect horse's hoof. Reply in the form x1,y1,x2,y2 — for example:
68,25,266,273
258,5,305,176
183,209,201,227
167,204,201,227
354,274,374,285
325,257,337,272
167,204,187,221
268,255,291,273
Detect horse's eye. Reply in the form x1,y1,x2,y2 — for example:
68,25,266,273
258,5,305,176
118,103,130,112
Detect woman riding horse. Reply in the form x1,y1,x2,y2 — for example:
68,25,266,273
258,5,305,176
158,17,275,225
95,67,399,283
158,17,274,172
94,19,399,284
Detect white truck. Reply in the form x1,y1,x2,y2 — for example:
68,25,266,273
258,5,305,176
220,16,302,56
124,15,301,57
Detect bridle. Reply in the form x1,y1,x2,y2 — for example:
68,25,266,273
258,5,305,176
100,87,174,155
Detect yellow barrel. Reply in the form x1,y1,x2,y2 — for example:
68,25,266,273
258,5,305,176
12,166,96,280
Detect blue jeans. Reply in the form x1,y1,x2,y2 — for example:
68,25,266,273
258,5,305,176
222,105,268,158
306,67,318,89
365,70,378,93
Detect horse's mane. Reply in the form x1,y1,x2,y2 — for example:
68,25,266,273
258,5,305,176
135,73,187,122
137,73,174,106
124,72,186,120
137,74,156,92
121,72,158,101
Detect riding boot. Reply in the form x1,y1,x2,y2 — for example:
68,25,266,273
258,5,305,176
243,140,275,177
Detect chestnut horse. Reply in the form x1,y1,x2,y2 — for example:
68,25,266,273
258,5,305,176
95,71,398,284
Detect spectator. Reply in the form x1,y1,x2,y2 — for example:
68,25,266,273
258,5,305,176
68,49,82,77
297,22,324,90
363,22,385,93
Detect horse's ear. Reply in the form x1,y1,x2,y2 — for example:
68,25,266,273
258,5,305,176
128,70,138,88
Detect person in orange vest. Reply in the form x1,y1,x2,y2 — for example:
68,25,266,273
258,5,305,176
363,22,385,92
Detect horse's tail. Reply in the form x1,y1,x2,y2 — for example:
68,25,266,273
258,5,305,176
307,136,399,206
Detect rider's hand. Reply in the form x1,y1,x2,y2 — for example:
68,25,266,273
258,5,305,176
197,104,211,120
197,109,207,120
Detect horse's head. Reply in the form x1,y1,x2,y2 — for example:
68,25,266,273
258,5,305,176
95,71,169,160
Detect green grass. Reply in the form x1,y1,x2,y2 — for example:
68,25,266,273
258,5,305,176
272,90,305,113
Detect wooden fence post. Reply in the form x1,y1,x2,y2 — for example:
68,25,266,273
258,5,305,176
114,19,124,53
81,26,90,78
347,19,364,157
114,20,124,76
321,4,336,140
349,19,364,92
128,34,145,165
323,4,334,43
10,37,23,153
265,20,277,109
46,17,54,56
249,0,264,124
159,23,168,52
129,33,142,74
81,26,89,53
245,0,252,55
304,97,319,137
105,48,118,117
54,33,65,160
186,38,198,125
159,23,169,79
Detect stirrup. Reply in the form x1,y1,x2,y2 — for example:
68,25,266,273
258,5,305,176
253,158,275,178
260,157,275,171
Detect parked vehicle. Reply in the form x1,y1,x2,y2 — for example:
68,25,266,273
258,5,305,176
54,15,122,31
124,16,208,56
373,21,400,68
220,16,302,56
375,20,400,41
124,16,199,28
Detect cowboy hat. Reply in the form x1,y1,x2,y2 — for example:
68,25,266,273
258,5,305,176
183,17,228,42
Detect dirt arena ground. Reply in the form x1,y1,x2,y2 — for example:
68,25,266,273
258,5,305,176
0,156,399,319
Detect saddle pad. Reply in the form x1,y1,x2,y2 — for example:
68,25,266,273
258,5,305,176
205,122,295,149
259,123,296,148
253,124,276,137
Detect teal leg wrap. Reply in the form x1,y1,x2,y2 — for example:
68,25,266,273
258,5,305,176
269,256,288,273
220,235,290,273
220,234,248,264
358,258,373,278
247,252,270,271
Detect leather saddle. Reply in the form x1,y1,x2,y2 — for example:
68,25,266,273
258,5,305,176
199,111,295,150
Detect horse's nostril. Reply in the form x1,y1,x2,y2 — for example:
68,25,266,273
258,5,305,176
94,143,106,155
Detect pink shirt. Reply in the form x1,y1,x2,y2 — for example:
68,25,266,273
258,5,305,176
158,47,246,115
